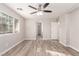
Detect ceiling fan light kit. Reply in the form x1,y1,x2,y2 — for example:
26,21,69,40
37,11,43,16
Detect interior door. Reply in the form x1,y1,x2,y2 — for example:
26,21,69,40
51,22,58,39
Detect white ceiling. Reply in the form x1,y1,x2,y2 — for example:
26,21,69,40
5,3,79,19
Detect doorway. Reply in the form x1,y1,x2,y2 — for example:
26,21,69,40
36,22,43,39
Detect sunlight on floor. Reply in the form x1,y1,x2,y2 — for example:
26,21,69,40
36,47,70,56
46,50,69,56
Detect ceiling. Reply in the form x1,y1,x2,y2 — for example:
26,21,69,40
5,3,79,19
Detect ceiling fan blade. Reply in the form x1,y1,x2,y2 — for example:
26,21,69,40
43,3,49,8
30,11,38,14
28,5,37,10
43,10,52,12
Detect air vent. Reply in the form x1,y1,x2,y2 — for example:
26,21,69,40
17,8,23,11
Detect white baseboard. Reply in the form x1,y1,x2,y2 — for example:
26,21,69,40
24,38,36,40
24,38,58,40
59,41,67,47
59,41,79,52
0,40,24,56
69,45,79,52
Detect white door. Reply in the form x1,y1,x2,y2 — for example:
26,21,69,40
51,22,58,39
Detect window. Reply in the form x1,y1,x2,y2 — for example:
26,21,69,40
8,16,13,33
0,11,19,34
14,18,19,33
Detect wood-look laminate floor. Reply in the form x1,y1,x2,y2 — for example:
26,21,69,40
3,40,74,56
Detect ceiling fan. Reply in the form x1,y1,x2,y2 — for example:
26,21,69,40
28,3,52,15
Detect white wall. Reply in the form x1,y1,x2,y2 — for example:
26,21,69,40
68,8,79,51
25,17,51,40
59,7,79,51
25,17,58,40
58,14,69,46
25,19,36,40
0,4,25,55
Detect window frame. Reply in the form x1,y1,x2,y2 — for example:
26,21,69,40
0,11,19,34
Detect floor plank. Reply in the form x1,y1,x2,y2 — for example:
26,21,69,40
3,40,78,56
